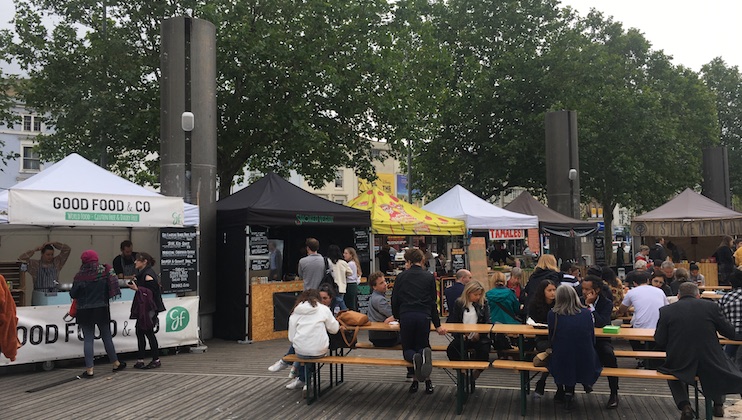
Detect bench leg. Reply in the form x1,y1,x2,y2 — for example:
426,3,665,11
456,368,466,415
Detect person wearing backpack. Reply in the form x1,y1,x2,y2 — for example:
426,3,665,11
128,252,166,369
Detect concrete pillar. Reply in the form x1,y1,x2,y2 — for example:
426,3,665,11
160,16,217,339
545,111,580,263
702,146,731,208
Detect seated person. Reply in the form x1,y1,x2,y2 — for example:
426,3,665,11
366,272,398,347
626,260,651,288
446,280,491,380
688,263,705,286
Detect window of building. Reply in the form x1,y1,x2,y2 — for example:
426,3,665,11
334,196,346,205
20,143,41,172
334,170,344,188
22,115,42,132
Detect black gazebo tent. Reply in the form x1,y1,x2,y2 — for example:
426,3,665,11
215,173,371,340
504,191,597,237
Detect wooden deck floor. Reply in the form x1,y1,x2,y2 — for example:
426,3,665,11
2,331,742,419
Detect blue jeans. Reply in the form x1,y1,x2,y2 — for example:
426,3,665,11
296,353,324,383
80,322,118,369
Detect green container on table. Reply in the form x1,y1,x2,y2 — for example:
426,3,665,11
602,325,621,334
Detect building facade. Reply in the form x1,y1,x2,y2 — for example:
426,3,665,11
0,102,50,190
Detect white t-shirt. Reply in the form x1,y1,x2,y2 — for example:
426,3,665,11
621,285,669,329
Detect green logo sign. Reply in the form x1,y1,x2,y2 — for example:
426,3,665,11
295,214,334,225
65,212,140,222
166,306,190,332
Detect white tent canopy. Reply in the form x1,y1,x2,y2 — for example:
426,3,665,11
0,153,198,226
423,185,538,230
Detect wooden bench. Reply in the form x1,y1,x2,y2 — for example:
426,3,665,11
283,354,489,414
353,342,448,352
491,360,711,419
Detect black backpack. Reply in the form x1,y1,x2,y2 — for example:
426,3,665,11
320,258,338,294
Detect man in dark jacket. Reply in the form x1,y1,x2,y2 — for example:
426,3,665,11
581,275,619,408
655,282,742,419
648,237,667,265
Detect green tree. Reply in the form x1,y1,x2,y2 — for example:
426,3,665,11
1,0,398,197
701,58,742,205
548,11,719,259
411,0,570,200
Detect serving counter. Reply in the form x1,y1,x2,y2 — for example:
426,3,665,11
250,280,304,342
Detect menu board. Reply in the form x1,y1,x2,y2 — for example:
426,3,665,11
249,230,269,256
594,236,606,266
160,227,198,293
451,248,466,271
357,284,371,315
354,228,370,262
251,259,271,271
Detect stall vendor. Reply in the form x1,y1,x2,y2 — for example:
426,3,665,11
19,241,71,291
113,240,138,280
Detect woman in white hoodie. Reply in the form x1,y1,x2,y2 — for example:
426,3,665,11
286,289,340,393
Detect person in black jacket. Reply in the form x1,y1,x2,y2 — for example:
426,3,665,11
713,236,735,286
523,254,563,309
70,250,125,377
391,248,447,394
128,252,165,369
581,275,619,408
528,279,557,398
446,280,491,382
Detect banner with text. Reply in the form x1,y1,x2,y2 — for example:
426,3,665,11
8,190,185,227
1,296,199,366
488,229,525,240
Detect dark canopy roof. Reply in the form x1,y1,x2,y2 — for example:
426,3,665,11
504,191,597,237
217,173,371,227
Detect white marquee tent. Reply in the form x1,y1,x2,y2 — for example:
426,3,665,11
0,153,198,226
423,185,538,230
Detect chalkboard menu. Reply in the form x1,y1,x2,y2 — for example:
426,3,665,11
249,230,269,256
451,248,466,271
251,259,271,271
353,228,370,262
160,227,198,293
594,236,606,266
357,284,371,315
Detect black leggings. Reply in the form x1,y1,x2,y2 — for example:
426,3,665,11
136,328,159,361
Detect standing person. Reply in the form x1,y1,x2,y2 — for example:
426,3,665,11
615,242,626,268
444,269,472,314
713,236,735,286
634,245,651,263
285,289,340,395
127,252,165,369
718,269,742,369
19,241,71,293
446,280,491,381
528,279,557,398
298,238,325,291
391,248,447,395
69,250,125,377
343,247,361,310
268,241,283,281
112,240,137,281
327,245,351,307
655,282,742,419
649,237,668,265
547,285,603,411
377,245,392,274
581,276,620,408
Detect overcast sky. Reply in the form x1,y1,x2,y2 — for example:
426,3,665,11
1,0,740,73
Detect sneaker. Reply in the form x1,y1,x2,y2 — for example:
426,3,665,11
606,393,619,409
286,378,305,390
79,371,94,379
713,403,724,417
408,381,419,393
424,380,434,395
269,359,290,372
413,353,423,381
681,404,695,420
533,380,545,398
420,347,433,381
288,366,298,379
145,359,161,369
133,361,146,369
112,361,127,372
